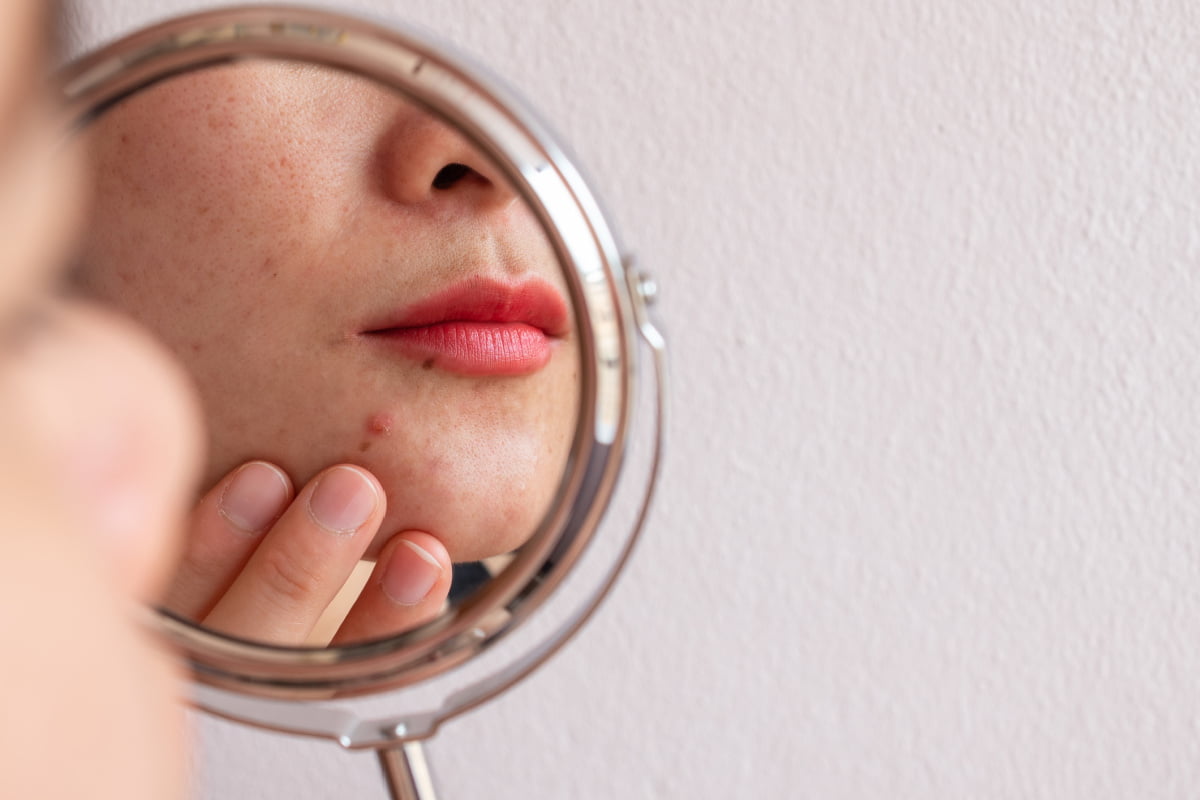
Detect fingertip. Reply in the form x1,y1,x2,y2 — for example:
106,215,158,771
395,530,450,566
216,460,293,535
306,464,384,534
379,531,450,607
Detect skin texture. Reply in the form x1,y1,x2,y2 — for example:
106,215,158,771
0,4,203,798
75,61,581,575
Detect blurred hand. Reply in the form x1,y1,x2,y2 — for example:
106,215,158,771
0,301,203,800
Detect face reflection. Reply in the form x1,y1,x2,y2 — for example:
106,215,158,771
75,62,579,564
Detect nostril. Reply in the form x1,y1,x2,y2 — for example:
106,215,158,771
432,163,472,190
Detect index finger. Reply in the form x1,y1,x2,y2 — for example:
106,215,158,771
202,464,386,644
165,460,294,620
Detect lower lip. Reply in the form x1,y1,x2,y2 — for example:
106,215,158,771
369,322,553,376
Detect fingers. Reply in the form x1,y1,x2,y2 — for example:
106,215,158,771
201,464,386,644
166,461,294,619
165,459,453,647
331,531,451,645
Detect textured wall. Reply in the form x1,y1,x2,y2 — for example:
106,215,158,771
68,1,1200,797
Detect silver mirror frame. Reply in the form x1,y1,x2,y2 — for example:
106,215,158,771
58,5,664,747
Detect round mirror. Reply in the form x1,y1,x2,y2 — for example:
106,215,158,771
57,3,664,762
72,56,581,648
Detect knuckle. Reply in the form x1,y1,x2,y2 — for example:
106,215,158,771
258,545,323,605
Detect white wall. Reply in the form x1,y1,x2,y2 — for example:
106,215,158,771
68,1,1200,797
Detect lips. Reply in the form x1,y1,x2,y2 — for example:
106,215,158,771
361,277,569,376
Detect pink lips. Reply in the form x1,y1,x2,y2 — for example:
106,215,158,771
362,277,569,376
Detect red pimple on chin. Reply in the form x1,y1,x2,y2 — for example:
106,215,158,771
367,412,394,435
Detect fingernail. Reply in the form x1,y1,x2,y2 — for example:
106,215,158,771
218,462,290,534
307,466,378,533
381,539,442,605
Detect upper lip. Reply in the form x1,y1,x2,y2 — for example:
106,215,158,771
362,276,570,337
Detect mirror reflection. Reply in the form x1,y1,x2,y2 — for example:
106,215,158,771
70,60,580,647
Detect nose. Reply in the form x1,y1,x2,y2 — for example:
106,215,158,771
379,106,518,211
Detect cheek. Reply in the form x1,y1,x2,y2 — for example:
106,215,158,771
76,104,358,396
408,378,579,559
82,68,357,273
404,423,554,560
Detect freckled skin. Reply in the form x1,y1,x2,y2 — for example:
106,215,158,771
74,62,580,562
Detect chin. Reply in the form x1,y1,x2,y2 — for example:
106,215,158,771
370,481,553,564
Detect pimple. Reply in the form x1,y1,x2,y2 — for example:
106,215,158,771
367,412,394,436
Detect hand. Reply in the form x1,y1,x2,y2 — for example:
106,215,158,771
166,461,453,646
1,301,204,800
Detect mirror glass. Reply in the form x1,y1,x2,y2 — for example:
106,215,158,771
68,59,581,648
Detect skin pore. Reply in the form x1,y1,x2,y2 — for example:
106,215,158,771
71,60,580,643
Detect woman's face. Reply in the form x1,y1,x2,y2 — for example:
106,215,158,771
75,61,580,564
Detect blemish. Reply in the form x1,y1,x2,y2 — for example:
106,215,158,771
367,412,394,435
359,440,372,453
422,358,435,370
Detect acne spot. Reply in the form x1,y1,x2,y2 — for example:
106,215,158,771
367,412,394,436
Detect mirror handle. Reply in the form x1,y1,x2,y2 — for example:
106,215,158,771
378,741,439,800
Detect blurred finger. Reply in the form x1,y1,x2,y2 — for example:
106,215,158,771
2,300,203,602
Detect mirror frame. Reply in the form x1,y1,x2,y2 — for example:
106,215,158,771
58,5,664,744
